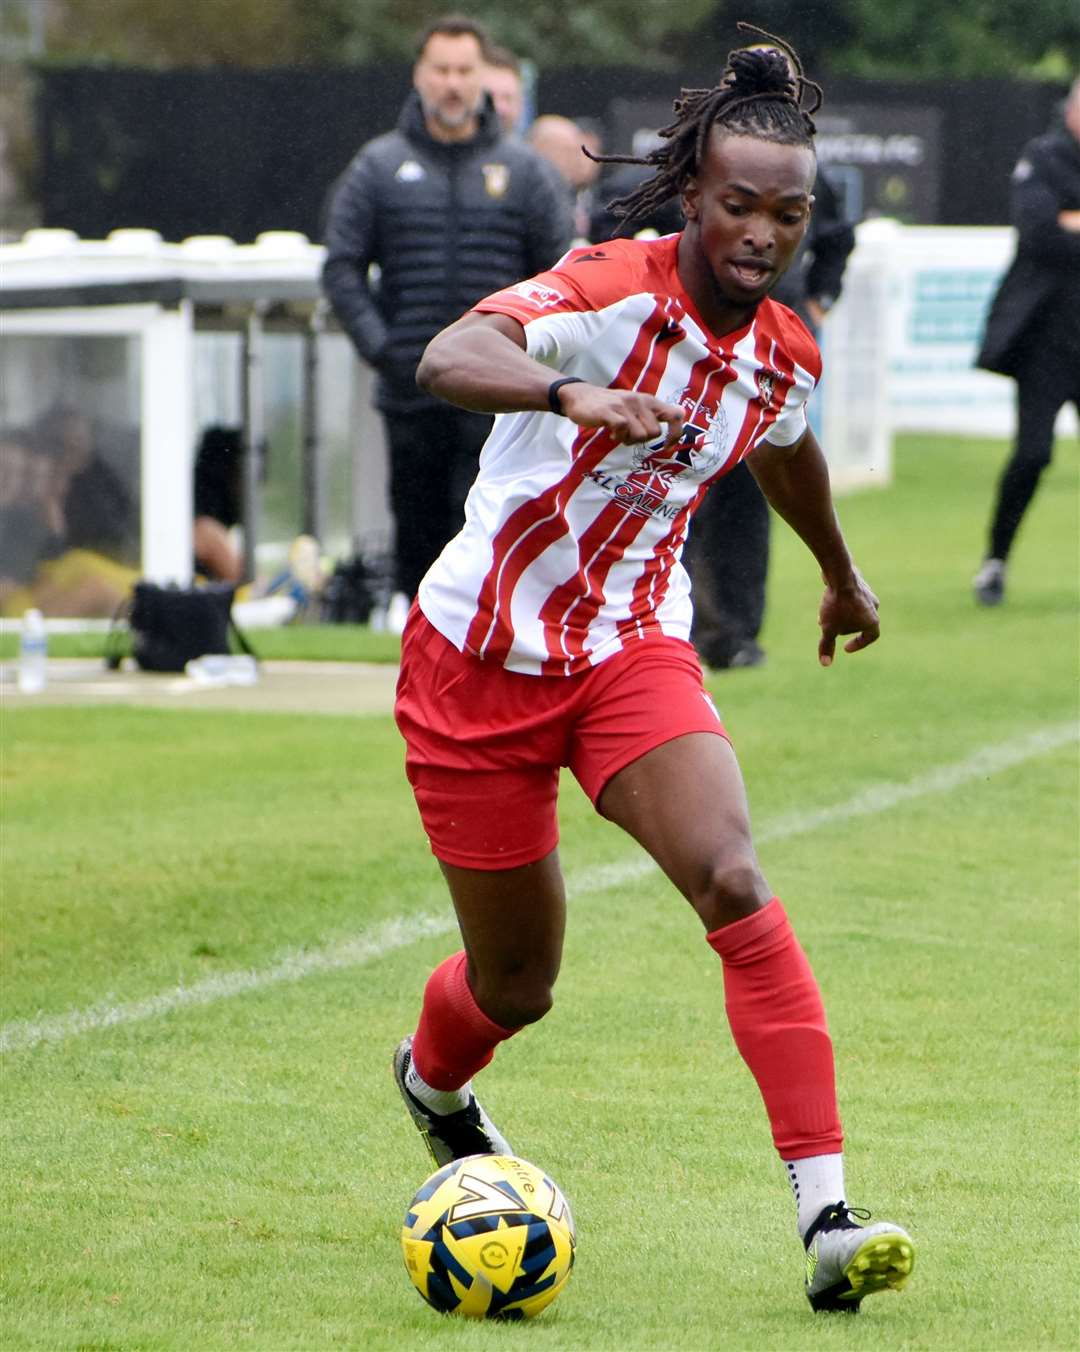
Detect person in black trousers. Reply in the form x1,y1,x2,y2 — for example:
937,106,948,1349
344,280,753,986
972,78,1080,606
686,167,854,668
322,15,571,624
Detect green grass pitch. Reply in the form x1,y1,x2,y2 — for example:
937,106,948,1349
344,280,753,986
2,434,1077,1349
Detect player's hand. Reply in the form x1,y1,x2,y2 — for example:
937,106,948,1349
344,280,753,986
817,570,880,667
558,383,685,450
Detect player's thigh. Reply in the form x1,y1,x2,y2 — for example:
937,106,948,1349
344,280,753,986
597,731,770,922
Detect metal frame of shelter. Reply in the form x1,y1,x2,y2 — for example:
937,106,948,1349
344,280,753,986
0,229,335,585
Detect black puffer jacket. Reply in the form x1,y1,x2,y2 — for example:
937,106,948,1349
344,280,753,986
976,126,1080,378
322,93,573,413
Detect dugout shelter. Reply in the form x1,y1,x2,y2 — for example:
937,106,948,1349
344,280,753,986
0,227,385,608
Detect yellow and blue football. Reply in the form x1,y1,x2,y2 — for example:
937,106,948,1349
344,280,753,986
400,1153,575,1319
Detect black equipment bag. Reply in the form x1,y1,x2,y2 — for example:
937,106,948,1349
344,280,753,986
106,581,257,673
320,554,377,624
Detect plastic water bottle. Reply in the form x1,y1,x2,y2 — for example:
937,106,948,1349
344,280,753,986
17,608,48,694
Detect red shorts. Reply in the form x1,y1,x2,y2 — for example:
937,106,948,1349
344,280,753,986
394,607,729,870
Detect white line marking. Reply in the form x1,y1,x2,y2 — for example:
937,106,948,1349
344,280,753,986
569,721,1078,895
755,721,1078,844
3,722,1075,1054
0,914,455,1054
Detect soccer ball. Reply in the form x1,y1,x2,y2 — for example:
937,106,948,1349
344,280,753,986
400,1153,575,1319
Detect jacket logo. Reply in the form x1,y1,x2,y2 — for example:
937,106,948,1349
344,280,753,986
482,163,510,198
395,160,425,183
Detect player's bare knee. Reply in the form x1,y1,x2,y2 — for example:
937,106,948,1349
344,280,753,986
692,854,770,929
473,973,554,1028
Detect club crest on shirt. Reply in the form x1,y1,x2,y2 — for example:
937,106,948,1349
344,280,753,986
631,400,730,482
482,163,510,198
587,396,732,521
756,368,779,408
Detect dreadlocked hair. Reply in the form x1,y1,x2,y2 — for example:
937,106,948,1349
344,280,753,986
591,23,822,227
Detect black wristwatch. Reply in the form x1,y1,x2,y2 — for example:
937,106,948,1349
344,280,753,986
548,377,585,415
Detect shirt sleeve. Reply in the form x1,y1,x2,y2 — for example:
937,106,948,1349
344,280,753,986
762,397,809,447
472,255,609,369
761,319,820,448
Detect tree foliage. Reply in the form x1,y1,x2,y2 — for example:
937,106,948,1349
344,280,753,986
324,0,716,66
36,0,716,68
665,1,1079,79
33,0,1080,74
824,0,1079,78
40,0,356,67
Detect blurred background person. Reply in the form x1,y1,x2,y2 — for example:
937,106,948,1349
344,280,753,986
33,404,138,566
0,428,62,615
674,40,856,670
588,136,686,243
192,424,245,585
482,44,525,136
0,426,135,618
528,113,603,241
322,13,572,629
972,75,1080,606
770,171,856,334
686,161,855,669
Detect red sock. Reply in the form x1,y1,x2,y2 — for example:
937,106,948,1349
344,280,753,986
707,898,843,1159
410,951,518,1091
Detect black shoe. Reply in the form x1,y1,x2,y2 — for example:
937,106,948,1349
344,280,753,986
972,558,1006,606
728,639,766,668
696,638,766,670
392,1036,513,1168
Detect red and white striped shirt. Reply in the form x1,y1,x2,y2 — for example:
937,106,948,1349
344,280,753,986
418,234,821,676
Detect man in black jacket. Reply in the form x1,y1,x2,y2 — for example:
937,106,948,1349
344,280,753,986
322,15,572,614
686,167,855,669
972,78,1080,606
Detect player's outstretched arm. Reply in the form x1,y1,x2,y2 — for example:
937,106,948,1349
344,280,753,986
747,429,880,666
417,312,685,448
